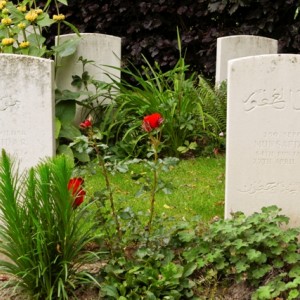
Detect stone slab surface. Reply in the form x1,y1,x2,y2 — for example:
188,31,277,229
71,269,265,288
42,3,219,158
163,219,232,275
55,33,121,124
216,35,278,84
0,54,55,172
225,54,300,227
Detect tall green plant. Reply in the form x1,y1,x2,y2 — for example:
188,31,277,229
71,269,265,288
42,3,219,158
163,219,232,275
0,151,96,299
99,33,225,158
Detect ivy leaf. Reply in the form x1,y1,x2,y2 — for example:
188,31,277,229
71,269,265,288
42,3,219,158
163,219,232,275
254,286,272,300
285,253,300,264
251,265,271,279
289,265,300,278
288,289,300,300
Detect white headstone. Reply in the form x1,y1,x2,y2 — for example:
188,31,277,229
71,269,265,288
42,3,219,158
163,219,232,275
0,54,55,171
55,33,121,124
216,35,278,85
225,54,300,227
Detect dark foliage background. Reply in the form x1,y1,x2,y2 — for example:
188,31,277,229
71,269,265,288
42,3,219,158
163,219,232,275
45,0,300,80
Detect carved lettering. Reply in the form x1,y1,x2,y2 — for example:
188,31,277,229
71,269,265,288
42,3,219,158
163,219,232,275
0,96,20,112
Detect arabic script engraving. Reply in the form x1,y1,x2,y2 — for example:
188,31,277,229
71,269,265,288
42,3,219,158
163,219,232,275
0,96,20,112
238,181,299,195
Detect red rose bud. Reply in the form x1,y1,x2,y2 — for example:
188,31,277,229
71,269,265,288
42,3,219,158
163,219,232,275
80,119,92,129
142,113,164,132
72,188,86,208
68,177,86,208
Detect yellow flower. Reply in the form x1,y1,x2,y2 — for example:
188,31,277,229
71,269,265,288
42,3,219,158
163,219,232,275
35,8,43,15
17,5,26,13
25,10,38,23
2,7,8,14
17,22,26,29
2,37,14,46
1,17,12,26
19,41,30,48
0,1,6,10
53,14,65,21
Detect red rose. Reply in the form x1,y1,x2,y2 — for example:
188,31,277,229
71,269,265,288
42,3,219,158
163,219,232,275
142,113,164,132
68,177,86,208
80,119,92,129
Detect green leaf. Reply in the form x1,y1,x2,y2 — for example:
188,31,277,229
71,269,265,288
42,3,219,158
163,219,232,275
253,286,272,300
56,145,74,167
62,20,80,36
285,253,300,264
252,265,271,279
177,146,188,153
178,231,196,243
161,263,183,279
6,2,24,23
74,151,90,162
235,261,249,273
288,289,300,300
53,38,80,58
27,33,46,47
55,117,61,139
246,249,266,263
55,100,76,123
145,291,156,300
59,124,81,140
289,265,300,278
182,262,197,277
55,89,81,102
101,285,119,298
57,0,68,5
37,13,56,27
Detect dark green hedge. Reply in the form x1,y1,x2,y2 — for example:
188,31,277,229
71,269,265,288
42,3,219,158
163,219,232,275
46,0,300,80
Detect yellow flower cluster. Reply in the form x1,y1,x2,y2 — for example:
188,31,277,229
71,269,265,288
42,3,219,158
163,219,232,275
17,5,26,13
18,22,26,29
25,10,38,22
2,37,14,46
0,0,6,10
19,41,30,48
2,7,8,14
1,17,12,25
35,8,43,15
53,14,65,21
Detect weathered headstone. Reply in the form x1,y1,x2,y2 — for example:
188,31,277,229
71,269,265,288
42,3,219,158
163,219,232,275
55,33,121,124
216,35,278,85
0,54,55,171
225,54,300,227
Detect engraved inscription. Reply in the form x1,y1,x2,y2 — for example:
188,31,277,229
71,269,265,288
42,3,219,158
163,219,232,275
0,130,27,147
0,96,20,112
238,181,299,195
253,131,300,165
243,88,300,112
244,89,286,111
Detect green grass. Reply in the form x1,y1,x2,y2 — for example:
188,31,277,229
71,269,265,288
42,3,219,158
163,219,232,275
85,156,225,222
